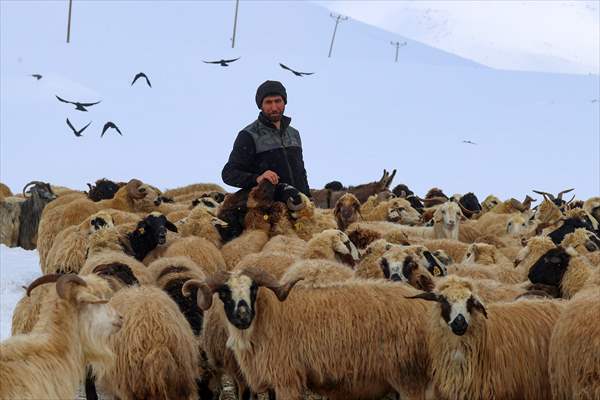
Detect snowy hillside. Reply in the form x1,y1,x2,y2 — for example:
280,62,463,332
0,245,40,340
322,0,600,75
1,0,598,200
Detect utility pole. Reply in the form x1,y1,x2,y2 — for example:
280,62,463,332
231,0,240,48
328,13,348,58
390,41,407,63
66,0,73,43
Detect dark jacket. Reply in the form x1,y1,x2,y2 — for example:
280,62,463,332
222,112,310,196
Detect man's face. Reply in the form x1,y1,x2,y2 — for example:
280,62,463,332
261,95,285,122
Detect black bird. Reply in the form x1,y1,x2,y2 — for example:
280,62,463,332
56,95,101,112
101,122,123,137
31,74,42,80
462,140,478,145
203,57,240,67
279,63,314,77
66,118,91,137
131,72,152,88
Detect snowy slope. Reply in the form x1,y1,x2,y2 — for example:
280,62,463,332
1,0,598,201
0,245,40,340
321,0,600,75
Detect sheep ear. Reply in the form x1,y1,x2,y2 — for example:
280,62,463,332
468,296,488,319
405,292,440,302
417,274,435,292
165,220,178,233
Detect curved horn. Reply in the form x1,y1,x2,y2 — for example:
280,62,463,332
182,270,229,311
126,179,146,200
533,190,555,202
286,197,305,211
242,267,303,302
26,273,63,296
564,194,576,206
405,292,441,302
56,274,87,300
22,181,46,197
457,201,476,217
557,188,575,201
522,195,536,210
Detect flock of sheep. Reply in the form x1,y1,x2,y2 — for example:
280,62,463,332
0,172,599,400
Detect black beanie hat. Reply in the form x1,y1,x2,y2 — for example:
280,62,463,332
255,80,287,108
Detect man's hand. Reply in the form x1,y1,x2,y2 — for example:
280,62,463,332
257,170,279,185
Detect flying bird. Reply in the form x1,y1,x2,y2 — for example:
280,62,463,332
31,74,42,80
279,63,314,77
591,99,598,103
55,95,101,112
202,57,240,67
66,118,91,137
131,72,152,88
462,140,478,145
101,122,123,137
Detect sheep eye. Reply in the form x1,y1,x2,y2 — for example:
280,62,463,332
442,210,446,214
466,253,471,258
139,187,146,193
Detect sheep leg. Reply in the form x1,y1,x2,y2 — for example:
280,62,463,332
272,386,302,400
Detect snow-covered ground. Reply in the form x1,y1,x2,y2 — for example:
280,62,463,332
0,245,40,340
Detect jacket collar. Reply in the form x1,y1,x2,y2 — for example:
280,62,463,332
258,112,291,132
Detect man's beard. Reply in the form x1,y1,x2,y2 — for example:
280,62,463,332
268,113,282,122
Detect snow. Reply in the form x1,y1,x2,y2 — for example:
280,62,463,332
320,0,600,75
0,245,40,341
1,1,597,200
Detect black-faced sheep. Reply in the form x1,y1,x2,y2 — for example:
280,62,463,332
185,269,432,400
408,276,564,400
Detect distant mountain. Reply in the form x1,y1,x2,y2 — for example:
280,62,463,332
321,0,600,75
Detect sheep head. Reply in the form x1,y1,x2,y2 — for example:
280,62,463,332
86,178,125,202
407,276,487,336
386,198,421,225
183,268,302,330
334,193,361,231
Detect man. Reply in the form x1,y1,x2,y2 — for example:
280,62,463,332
222,80,310,197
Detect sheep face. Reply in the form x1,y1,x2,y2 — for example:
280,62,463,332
334,193,361,230
217,273,258,330
87,179,123,202
132,212,177,246
548,217,595,245
410,279,487,336
387,198,420,225
379,248,435,291
432,250,453,266
191,197,220,215
434,202,462,230
481,195,500,212
506,215,529,236
528,247,571,288
463,243,501,265
184,268,302,331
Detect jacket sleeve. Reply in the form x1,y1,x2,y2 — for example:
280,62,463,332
222,131,259,189
297,147,311,197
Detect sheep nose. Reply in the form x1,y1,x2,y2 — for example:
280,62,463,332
113,315,123,330
390,274,402,282
450,315,468,336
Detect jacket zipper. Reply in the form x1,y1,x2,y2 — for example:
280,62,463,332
279,129,296,188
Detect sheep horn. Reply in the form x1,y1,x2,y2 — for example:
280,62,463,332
182,270,230,311
26,273,63,296
126,179,146,200
286,197,305,211
22,181,46,197
521,195,536,210
384,169,397,189
56,274,87,300
564,194,576,205
242,267,303,302
457,201,476,217
557,188,575,201
533,190,555,202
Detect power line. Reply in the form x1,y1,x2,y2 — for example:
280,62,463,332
328,13,348,58
231,0,240,49
390,41,407,63
66,0,73,43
